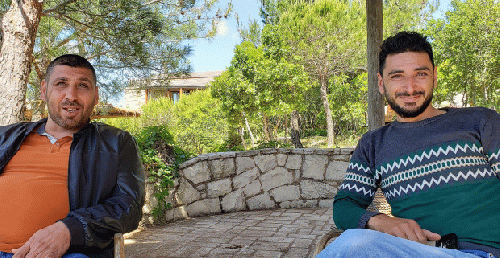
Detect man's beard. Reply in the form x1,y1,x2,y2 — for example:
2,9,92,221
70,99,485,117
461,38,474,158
384,87,433,119
48,99,90,131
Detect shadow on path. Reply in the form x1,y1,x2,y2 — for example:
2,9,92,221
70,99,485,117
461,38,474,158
124,208,334,258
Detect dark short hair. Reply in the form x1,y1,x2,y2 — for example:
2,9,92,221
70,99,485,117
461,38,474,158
45,54,96,83
379,31,434,75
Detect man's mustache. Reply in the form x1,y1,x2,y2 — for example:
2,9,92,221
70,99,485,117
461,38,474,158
61,100,83,107
395,91,425,98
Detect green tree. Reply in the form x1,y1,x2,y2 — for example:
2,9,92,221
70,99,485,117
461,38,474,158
384,0,438,37
329,73,368,134
426,0,500,108
211,40,310,148
0,0,231,125
273,0,366,147
171,89,229,154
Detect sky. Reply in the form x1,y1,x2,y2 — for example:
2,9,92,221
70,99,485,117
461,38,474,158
185,0,263,73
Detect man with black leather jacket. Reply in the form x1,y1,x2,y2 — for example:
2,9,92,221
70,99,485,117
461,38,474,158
0,54,145,258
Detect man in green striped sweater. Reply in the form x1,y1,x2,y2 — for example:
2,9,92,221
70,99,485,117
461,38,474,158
317,31,500,258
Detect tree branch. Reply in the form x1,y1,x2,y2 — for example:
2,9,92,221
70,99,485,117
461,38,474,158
142,0,163,7
43,0,79,15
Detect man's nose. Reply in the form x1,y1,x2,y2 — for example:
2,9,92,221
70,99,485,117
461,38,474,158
403,77,419,93
64,85,78,100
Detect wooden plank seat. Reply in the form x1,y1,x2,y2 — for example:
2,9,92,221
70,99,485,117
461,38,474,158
114,233,125,258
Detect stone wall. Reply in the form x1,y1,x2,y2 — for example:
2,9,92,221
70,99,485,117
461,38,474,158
142,148,354,224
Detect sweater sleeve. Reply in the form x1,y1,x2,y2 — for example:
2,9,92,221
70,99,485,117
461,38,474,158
332,133,379,230
480,108,500,177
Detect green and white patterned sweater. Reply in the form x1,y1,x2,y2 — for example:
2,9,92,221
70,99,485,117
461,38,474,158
333,107,500,250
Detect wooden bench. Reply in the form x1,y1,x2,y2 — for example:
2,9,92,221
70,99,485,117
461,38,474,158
114,233,125,258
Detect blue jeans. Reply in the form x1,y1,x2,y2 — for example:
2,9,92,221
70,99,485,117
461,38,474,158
316,229,496,258
0,251,89,258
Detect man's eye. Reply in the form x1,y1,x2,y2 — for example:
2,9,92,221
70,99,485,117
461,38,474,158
79,83,90,89
391,74,403,79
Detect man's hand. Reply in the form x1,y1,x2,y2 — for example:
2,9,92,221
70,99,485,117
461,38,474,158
12,221,70,258
366,214,441,244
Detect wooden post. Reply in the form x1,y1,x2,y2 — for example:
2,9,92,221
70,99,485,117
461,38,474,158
366,0,385,131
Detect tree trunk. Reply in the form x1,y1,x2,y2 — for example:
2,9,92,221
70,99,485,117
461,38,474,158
227,125,242,149
0,0,44,125
366,0,385,131
238,127,247,150
243,112,255,147
320,77,335,147
284,114,288,144
290,110,303,148
31,58,50,121
262,113,271,142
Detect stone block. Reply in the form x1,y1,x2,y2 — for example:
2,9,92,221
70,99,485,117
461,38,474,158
313,148,335,155
285,155,302,170
277,148,292,154
182,161,210,185
211,158,236,179
236,156,255,174
234,167,260,189
300,180,337,199
165,206,189,222
185,198,221,217
221,190,245,212
303,155,328,180
247,193,276,210
242,180,262,197
254,155,277,173
290,148,314,155
333,154,352,162
236,149,260,157
293,170,301,182
318,199,334,208
260,167,293,192
179,156,205,169
331,148,342,155
175,179,201,205
270,185,300,202
196,183,207,193
279,200,317,209
261,148,278,155
341,148,355,155
141,214,155,226
325,161,349,181
277,154,287,167
207,178,232,198
143,183,157,213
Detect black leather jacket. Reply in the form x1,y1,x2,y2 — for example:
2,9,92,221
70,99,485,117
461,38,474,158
0,119,145,258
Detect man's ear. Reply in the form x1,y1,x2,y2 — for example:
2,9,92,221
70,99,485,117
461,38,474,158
377,73,385,95
40,79,47,101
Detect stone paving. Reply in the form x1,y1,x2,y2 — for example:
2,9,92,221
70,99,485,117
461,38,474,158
124,208,334,258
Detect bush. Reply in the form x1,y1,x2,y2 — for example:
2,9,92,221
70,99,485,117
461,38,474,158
97,114,192,222
136,125,191,222
171,89,230,154
140,97,175,128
